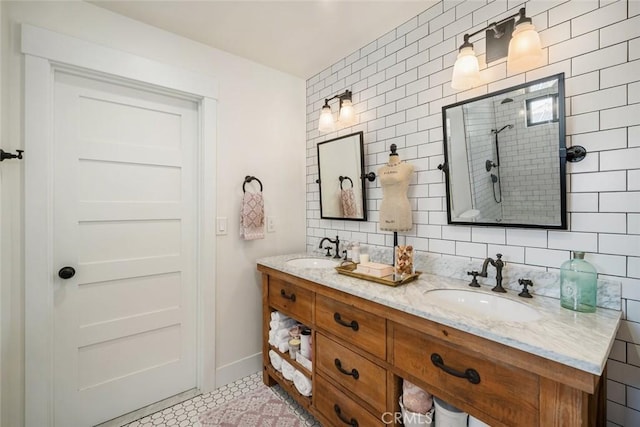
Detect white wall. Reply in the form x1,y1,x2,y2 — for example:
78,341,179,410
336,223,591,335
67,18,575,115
0,2,3,424
0,1,306,425
306,0,640,424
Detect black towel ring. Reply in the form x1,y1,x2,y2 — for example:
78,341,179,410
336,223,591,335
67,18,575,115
243,175,263,193
339,176,353,190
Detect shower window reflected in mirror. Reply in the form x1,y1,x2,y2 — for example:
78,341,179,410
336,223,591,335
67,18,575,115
526,94,559,127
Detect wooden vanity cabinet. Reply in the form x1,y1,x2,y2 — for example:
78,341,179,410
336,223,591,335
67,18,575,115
316,333,387,412
392,322,538,426
314,294,391,425
259,265,605,427
315,293,387,360
315,374,386,426
267,276,313,325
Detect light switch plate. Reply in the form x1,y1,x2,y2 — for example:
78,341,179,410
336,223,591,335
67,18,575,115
267,216,276,232
216,217,227,235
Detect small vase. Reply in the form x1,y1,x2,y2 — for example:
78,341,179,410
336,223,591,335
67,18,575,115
560,251,597,313
395,245,414,277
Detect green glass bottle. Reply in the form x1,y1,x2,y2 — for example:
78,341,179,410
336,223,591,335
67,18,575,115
560,251,597,313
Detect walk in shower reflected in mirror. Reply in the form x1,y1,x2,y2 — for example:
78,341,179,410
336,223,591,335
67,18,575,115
441,73,567,229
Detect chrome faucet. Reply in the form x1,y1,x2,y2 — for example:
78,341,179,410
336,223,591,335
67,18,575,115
479,253,506,293
319,235,341,259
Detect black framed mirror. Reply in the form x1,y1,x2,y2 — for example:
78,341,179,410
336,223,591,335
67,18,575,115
317,131,367,221
441,73,567,229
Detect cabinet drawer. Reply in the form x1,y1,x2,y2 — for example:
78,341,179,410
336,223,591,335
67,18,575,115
315,294,386,359
316,333,387,413
393,324,538,426
315,374,385,427
268,277,312,324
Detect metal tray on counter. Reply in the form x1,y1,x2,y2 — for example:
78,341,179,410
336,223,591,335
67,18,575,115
335,261,421,287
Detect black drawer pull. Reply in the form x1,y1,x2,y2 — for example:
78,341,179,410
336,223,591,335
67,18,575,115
333,312,359,331
431,353,481,384
280,289,296,302
334,404,359,427
334,358,359,380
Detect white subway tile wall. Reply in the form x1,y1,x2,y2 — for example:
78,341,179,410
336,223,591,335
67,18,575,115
306,1,639,424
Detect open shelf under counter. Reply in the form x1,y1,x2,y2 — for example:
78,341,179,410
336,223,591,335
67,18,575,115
263,364,312,411
269,345,312,379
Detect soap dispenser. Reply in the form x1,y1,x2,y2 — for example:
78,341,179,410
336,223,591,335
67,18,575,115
560,251,597,313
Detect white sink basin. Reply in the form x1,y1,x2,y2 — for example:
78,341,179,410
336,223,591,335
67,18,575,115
424,289,541,322
285,258,338,269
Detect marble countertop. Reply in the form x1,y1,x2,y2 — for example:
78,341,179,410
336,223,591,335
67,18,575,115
257,253,622,376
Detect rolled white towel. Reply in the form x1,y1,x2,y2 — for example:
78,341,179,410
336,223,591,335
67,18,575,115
270,331,287,345
270,311,290,322
274,329,290,340
277,340,290,353
269,329,288,344
293,370,312,397
268,350,283,372
281,360,295,381
270,318,297,330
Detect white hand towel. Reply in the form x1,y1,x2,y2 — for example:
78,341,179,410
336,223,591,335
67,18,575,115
293,370,312,396
240,191,264,240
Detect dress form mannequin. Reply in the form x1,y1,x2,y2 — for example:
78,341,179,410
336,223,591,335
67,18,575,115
378,144,414,231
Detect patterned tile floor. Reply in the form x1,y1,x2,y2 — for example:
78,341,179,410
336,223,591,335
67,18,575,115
122,371,321,427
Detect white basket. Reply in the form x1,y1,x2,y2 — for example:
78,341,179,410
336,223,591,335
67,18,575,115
433,398,468,427
468,415,491,427
399,395,434,427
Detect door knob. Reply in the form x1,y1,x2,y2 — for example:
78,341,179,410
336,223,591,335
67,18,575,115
58,266,76,279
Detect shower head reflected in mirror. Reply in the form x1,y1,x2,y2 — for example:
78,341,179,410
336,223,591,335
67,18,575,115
492,124,514,134
501,97,514,104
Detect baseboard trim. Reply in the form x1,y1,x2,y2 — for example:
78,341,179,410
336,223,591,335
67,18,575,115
95,388,200,427
215,352,262,388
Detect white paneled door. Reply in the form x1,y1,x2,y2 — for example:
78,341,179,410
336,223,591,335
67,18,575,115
52,71,198,426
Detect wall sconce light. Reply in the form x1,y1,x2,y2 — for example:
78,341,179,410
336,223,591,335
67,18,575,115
318,90,355,132
451,7,543,91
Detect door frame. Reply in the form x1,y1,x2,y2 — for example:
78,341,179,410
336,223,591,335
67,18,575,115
22,24,218,427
